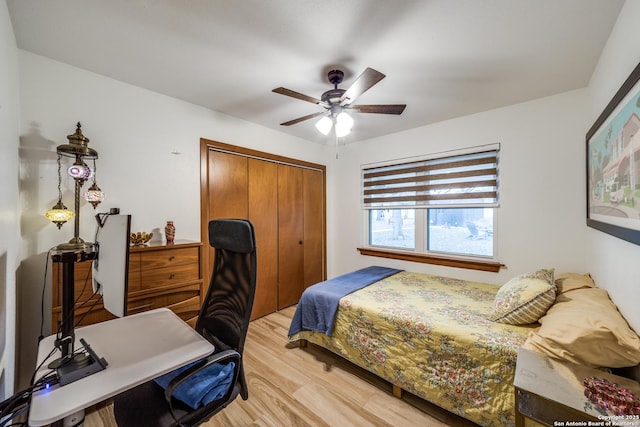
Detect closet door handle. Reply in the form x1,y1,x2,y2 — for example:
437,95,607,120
298,240,303,245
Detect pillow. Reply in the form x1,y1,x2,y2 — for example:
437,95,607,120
554,272,595,295
488,268,555,325
523,286,640,368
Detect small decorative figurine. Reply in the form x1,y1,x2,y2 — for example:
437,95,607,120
165,221,175,244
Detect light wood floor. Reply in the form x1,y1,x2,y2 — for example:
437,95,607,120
84,306,478,427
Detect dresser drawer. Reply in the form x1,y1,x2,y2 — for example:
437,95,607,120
53,257,141,306
127,271,141,291
128,252,141,272
140,247,200,270
52,302,116,332
52,260,94,307
139,262,200,290
127,283,202,315
166,295,201,325
52,241,203,333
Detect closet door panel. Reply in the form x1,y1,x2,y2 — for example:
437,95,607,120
207,150,248,273
207,150,248,219
248,158,278,319
303,168,325,289
277,164,304,309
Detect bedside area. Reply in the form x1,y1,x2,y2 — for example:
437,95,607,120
514,347,640,427
51,240,204,331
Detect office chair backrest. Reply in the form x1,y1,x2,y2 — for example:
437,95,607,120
196,219,257,356
112,220,257,427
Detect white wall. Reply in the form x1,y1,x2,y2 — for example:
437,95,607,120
330,90,590,286
12,0,639,390
585,0,640,333
0,0,20,399
330,0,640,336
19,50,334,254
16,50,333,387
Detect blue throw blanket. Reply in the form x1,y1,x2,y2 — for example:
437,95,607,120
154,360,235,409
288,266,402,337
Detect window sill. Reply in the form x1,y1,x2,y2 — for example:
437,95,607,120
357,247,505,273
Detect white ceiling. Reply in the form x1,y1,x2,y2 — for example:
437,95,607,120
7,0,624,145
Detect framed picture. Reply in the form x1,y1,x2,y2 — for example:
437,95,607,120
587,62,640,245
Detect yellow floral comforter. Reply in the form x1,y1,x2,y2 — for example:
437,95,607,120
290,271,537,427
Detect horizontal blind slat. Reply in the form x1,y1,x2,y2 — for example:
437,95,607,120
362,149,497,173
362,148,499,208
364,191,497,205
363,167,497,187
363,179,498,196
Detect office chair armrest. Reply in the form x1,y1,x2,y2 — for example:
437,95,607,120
164,349,241,424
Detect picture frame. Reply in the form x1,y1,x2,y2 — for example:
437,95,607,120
586,62,640,245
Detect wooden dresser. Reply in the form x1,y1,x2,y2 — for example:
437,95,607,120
51,240,204,333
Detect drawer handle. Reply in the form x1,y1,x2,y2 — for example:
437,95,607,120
128,303,154,312
168,256,175,261
169,273,176,279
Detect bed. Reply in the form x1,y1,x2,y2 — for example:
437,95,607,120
288,267,640,427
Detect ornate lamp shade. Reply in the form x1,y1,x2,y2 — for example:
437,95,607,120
67,162,93,180
45,200,74,229
84,183,105,208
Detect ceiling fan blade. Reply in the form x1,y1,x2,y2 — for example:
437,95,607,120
280,111,326,126
351,104,407,115
273,87,321,105
340,68,386,105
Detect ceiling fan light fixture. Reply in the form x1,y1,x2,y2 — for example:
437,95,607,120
336,111,353,128
335,123,351,137
315,116,333,135
335,111,354,137
275,68,405,139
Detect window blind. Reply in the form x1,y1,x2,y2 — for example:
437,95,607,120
362,148,499,208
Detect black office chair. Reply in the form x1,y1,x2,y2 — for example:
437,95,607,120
113,219,257,426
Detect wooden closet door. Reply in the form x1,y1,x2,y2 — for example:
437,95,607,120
248,158,278,319
201,139,326,317
277,164,304,309
303,168,324,289
207,150,248,219
206,150,248,274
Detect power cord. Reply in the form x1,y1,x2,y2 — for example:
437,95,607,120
0,369,58,427
38,248,54,342
2,334,105,425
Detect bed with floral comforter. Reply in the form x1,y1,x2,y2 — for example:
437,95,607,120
289,271,537,427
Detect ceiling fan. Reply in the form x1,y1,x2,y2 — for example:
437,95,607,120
272,67,406,136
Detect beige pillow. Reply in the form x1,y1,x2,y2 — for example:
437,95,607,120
523,286,640,368
554,272,595,295
488,268,556,325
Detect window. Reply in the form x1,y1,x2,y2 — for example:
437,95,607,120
361,145,500,270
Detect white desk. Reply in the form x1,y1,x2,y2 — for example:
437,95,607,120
28,308,214,426
514,347,640,426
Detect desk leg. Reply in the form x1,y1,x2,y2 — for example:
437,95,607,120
515,388,524,427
